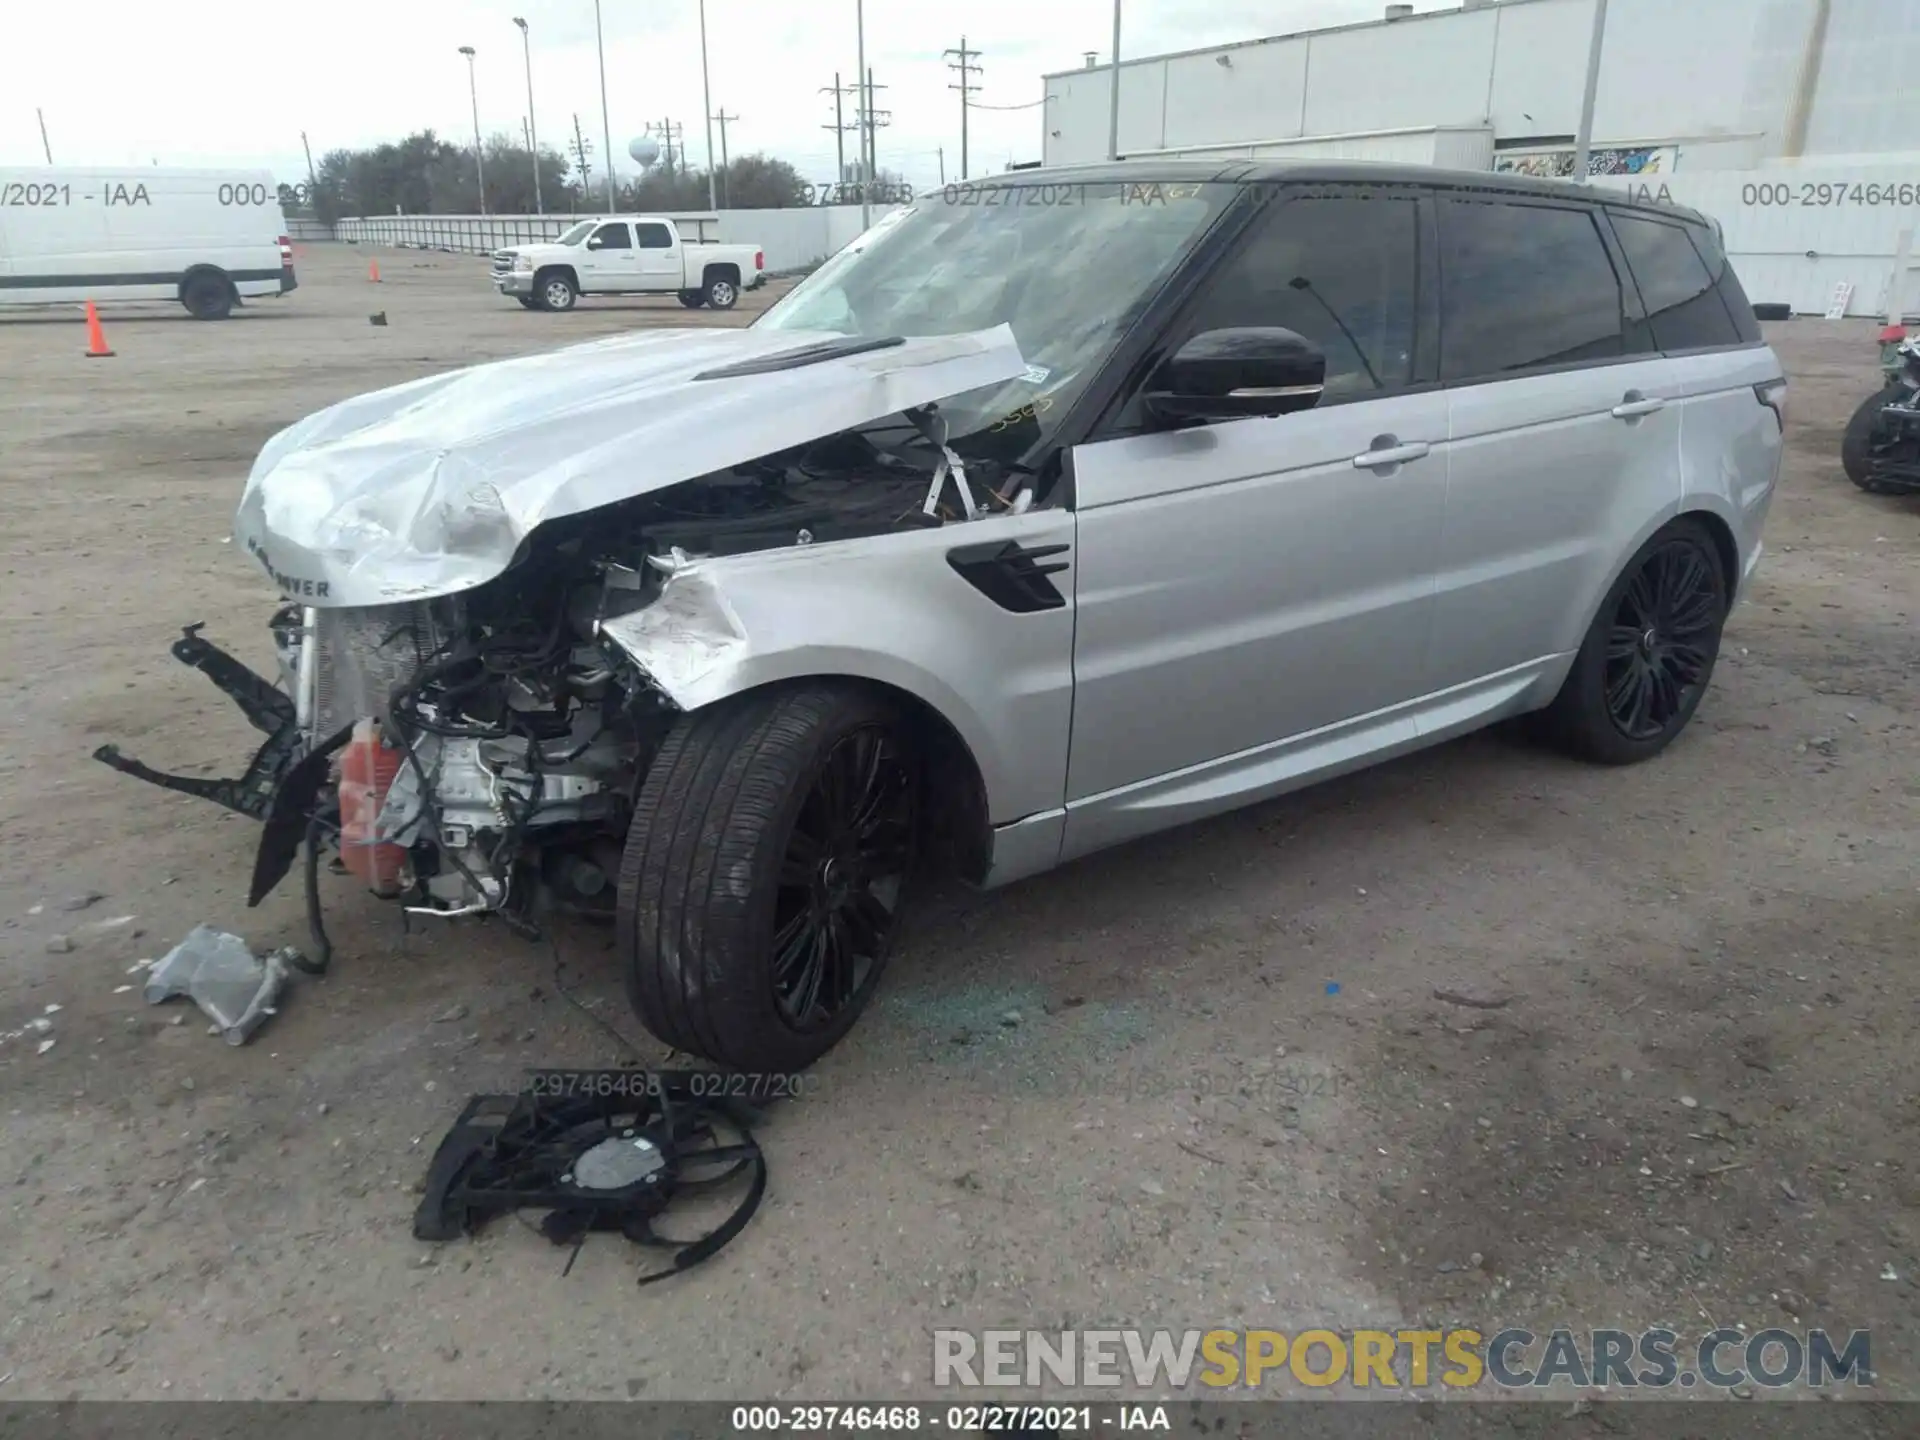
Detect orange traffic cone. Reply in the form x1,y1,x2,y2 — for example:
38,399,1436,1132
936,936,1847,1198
83,301,114,358
369,258,382,283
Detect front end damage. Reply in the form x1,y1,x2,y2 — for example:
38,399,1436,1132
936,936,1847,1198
94,325,1038,962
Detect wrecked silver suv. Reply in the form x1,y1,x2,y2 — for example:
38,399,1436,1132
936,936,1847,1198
99,162,1782,1069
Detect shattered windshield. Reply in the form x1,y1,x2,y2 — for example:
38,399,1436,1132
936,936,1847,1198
554,221,594,245
755,180,1234,458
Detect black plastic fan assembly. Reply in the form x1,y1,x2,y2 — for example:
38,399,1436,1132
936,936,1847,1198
412,1071,768,1283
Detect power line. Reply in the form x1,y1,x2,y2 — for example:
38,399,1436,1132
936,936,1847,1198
970,97,1046,110
943,35,981,181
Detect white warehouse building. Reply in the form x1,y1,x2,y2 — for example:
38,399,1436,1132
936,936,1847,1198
1040,0,1920,315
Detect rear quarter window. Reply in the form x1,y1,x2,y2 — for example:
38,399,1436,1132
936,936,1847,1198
1609,210,1744,351
1687,220,1763,344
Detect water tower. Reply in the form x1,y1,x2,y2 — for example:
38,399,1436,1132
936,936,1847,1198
628,136,661,168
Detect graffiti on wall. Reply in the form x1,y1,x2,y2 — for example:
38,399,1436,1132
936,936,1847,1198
1494,146,1679,178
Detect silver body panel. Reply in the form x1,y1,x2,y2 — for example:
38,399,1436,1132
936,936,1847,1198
235,165,1787,901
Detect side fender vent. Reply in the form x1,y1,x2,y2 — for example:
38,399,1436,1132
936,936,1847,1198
946,540,1070,614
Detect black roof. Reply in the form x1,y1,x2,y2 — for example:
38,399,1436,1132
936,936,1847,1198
966,158,1711,228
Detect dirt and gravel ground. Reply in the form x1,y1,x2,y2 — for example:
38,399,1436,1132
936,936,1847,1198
0,245,1915,1404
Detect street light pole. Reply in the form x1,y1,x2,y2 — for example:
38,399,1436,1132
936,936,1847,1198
594,0,617,212
459,46,487,214
699,0,718,210
512,17,542,214
1106,0,1123,162
1571,0,1611,183
856,0,869,229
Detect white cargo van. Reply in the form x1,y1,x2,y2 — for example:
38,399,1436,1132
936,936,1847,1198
0,168,296,319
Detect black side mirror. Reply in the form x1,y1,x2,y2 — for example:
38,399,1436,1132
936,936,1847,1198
1144,327,1326,425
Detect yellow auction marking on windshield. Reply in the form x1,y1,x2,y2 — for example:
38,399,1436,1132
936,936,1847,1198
932,1327,1873,1391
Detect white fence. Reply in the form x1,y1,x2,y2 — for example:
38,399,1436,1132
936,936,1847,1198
1595,163,1920,319
330,204,903,275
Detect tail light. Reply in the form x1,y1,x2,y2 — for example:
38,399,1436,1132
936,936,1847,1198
278,234,294,264
1879,324,1907,343
1754,378,1788,431
754,249,764,271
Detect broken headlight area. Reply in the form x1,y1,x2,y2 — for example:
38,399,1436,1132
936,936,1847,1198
95,408,1030,950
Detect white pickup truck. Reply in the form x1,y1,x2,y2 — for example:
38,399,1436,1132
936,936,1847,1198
492,216,764,312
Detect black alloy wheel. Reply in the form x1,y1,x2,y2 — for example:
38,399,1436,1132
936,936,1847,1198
1543,518,1727,766
1603,537,1722,742
770,725,915,1032
620,683,921,1070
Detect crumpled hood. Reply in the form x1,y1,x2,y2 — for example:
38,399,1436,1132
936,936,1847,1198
233,323,1027,607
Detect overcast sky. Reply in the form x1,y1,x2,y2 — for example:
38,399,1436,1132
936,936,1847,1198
1,1,1454,194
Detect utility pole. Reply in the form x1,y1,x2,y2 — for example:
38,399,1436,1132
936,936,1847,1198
1107,0,1123,162
300,129,316,191
512,16,542,213
1571,0,1611,183
858,69,890,188
570,112,595,204
943,36,981,181
37,107,53,164
822,74,859,184
938,146,945,185
713,109,739,205
649,119,684,178
593,0,616,211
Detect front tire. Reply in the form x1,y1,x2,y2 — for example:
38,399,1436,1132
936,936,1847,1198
1842,384,1903,485
516,295,539,310
619,683,918,1070
677,289,706,309
1543,519,1728,766
535,269,577,312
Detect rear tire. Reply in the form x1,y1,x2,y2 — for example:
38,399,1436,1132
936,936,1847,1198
182,272,234,320
618,683,918,1071
702,274,739,310
1842,384,1904,488
677,289,706,309
1542,518,1728,766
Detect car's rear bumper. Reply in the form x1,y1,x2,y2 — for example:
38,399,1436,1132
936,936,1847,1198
279,266,299,295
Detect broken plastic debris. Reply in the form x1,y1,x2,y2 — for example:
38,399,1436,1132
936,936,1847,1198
143,925,291,1046
37,1039,55,1056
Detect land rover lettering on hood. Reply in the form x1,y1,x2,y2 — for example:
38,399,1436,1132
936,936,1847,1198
97,163,1783,1070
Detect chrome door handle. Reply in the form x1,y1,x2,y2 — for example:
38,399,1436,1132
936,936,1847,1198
1612,392,1667,419
1352,439,1431,470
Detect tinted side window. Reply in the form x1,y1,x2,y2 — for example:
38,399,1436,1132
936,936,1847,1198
1610,212,1741,351
592,223,632,249
1440,200,1624,380
1687,219,1762,344
635,223,673,249
1184,192,1419,398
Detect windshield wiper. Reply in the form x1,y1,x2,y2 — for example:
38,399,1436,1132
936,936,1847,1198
693,335,905,381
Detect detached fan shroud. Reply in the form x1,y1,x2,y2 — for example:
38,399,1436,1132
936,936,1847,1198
413,1080,768,1283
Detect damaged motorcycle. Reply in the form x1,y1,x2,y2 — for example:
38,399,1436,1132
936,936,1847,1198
1840,325,1920,493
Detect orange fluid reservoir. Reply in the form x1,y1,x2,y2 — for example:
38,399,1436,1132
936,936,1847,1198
339,718,407,896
